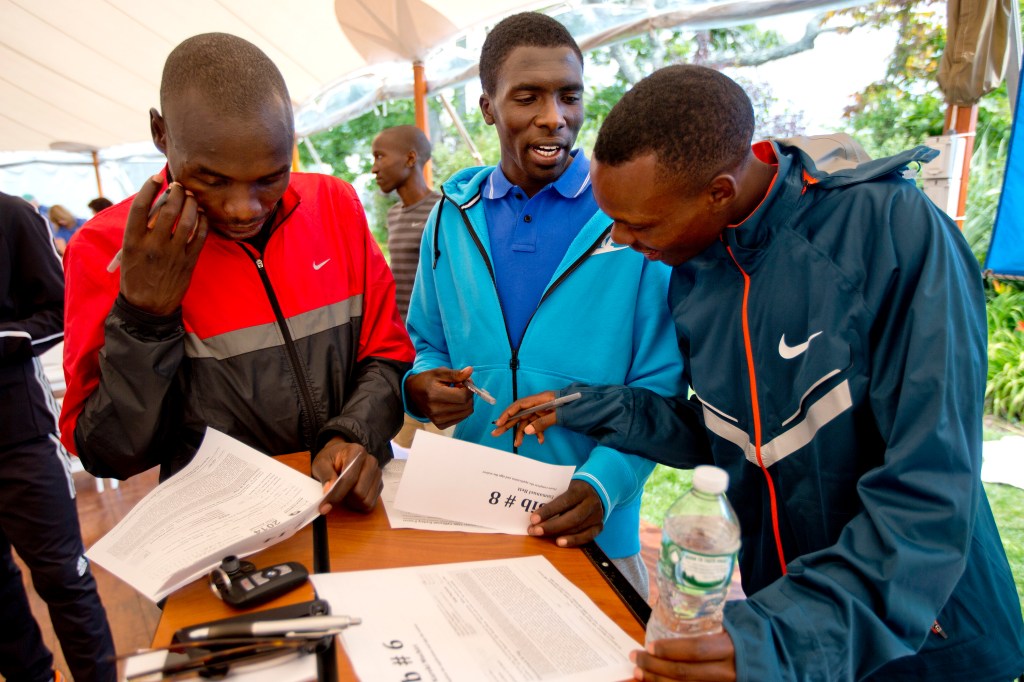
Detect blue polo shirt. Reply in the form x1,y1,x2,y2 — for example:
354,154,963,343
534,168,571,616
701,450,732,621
483,150,599,348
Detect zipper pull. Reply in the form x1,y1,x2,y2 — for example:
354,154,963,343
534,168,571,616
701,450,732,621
930,620,948,640
255,258,264,269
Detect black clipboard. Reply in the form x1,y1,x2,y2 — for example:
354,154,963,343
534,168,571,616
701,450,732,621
580,542,652,628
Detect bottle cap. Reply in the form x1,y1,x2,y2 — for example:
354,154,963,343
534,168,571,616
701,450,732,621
692,465,729,495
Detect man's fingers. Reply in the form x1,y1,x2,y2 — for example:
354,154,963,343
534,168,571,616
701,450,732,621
171,191,199,240
188,211,209,249
648,632,734,662
632,632,737,682
146,187,173,229
510,412,556,445
313,445,363,512
633,651,736,682
526,482,604,547
533,482,586,521
551,525,602,548
125,174,165,238
493,391,558,429
345,460,383,512
313,441,385,515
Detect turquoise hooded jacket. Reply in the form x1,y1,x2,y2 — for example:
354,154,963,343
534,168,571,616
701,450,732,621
404,161,684,559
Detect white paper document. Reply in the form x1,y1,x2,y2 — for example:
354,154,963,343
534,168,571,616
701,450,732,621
393,431,576,535
382,459,493,533
87,429,330,602
311,555,639,682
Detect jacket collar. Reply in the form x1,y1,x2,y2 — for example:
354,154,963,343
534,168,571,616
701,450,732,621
482,150,591,201
441,151,593,206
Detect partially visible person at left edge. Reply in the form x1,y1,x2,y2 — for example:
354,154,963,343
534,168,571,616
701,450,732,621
60,33,414,513
1,191,116,681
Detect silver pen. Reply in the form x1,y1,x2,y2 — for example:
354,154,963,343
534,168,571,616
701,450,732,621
184,615,361,640
463,377,496,404
493,392,582,424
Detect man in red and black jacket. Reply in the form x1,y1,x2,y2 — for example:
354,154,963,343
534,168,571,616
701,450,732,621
60,32,414,514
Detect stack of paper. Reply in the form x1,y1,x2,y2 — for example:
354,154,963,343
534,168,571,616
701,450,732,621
386,431,575,534
87,430,331,602
312,555,639,682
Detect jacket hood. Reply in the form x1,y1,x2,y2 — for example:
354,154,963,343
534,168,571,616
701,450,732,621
439,165,493,205
776,134,939,189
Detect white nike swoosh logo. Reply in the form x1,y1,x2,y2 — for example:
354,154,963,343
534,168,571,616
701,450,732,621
313,259,331,270
591,234,630,255
779,331,822,359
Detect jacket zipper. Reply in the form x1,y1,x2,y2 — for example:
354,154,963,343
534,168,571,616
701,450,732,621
726,245,788,577
244,249,322,448
456,200,608,452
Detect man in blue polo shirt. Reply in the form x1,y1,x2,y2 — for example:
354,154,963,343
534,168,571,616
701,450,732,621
402,11,683,596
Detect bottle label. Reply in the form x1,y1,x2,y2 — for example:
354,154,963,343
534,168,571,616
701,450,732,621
681,550,734,588
662,541,735,589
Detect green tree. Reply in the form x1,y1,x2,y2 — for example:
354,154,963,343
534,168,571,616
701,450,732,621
838,0,1015,264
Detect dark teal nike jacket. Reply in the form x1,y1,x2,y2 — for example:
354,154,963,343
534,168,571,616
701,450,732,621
557,139,1024,681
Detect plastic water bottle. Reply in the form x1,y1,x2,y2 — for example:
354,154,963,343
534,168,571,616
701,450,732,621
646,465,741,643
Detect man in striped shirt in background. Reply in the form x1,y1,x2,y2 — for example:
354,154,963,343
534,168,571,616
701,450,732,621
372,125,441,320
371,125,443,448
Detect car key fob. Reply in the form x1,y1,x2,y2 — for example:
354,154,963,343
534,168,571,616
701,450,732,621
209,555,309,608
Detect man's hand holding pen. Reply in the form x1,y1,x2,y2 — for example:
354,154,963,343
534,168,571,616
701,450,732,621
404,366,477,429
491,390,561,446
491,391,602,546
119,174,208,316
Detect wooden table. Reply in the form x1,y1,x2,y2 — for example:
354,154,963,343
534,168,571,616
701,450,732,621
153,453,647,680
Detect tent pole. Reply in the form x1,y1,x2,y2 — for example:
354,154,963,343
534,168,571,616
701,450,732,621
944,103,977,230
91,150,104,198
439,93,484,165
413,60,432,188
1010,0,1022,110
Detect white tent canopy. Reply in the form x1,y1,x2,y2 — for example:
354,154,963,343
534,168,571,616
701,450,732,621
1,0,863,153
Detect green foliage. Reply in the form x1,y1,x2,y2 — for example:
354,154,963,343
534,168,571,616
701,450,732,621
298,94,503,246
298,99,417,182
986,282,1024,424
841,1,947,155
962,116,1012,263
640,465,692,525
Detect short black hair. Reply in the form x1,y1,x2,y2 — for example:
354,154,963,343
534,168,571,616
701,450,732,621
479,12,583,95
594,65,754,194
160,33,293,136
378,125,432,165
87,197,113,213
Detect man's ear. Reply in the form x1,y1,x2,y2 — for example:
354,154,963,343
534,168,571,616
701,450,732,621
406,150,418,168
479,93,495,126
707,174,739,208
150,108,168,155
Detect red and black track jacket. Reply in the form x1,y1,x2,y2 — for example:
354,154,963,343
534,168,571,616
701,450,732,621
60,171,414,480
